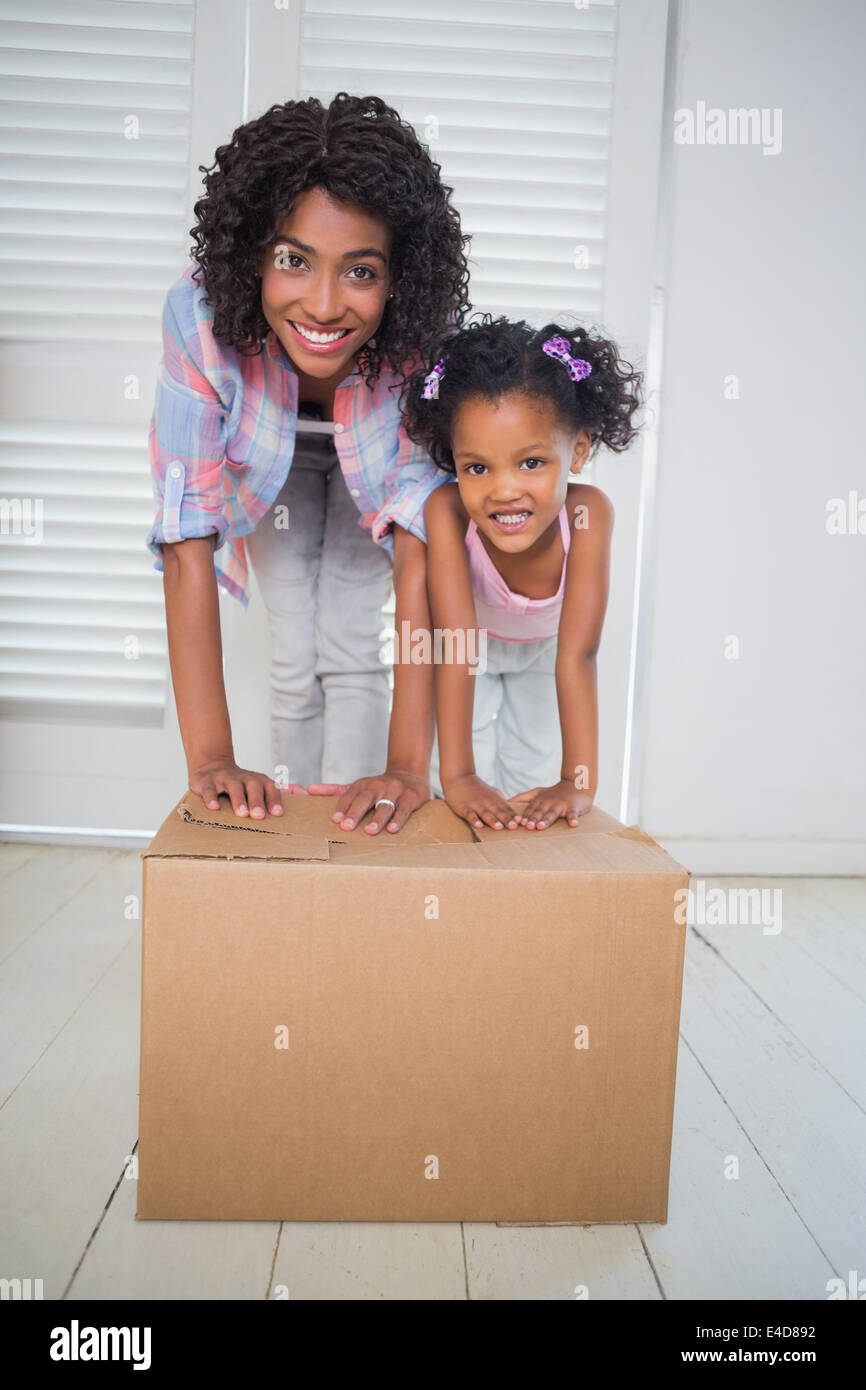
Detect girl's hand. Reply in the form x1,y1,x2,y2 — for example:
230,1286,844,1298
444,775,520,832
510,781,594,830
188,759,295,818
312,771,430,834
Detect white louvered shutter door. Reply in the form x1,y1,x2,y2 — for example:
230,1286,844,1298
0,0,195,728
298,0,617,324
0,0,195,733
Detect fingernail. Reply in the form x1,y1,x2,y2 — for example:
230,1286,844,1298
238,804,247,815
272,804,283,814
342,819,354,829
494,821,503,829
367,822,378,832
387,823,398,832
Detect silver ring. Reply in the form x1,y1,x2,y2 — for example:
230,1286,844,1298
374,798,396,814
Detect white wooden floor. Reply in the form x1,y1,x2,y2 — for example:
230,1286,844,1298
0,843,863,1301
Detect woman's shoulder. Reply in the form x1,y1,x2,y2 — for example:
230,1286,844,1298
160,263,258,407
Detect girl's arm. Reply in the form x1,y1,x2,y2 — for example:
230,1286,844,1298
163,535,288,818
328,524,434,833
426,484,519,831
513,485,614,829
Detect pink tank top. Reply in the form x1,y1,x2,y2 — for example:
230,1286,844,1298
465,506,570,642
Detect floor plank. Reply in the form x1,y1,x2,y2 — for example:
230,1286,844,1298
0,843,41,880
0,846,118,961
462,1221,659,1300
779,879,866,996
690,881,866,1109
641,1037,835,1299
0,853,141,1106
680,927,866,1275
269,1222,467,1300
0,935,140,1299
69,1174,279,1301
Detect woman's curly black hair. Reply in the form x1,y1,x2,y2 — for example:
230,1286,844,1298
188,92,471,388
402,316,644,472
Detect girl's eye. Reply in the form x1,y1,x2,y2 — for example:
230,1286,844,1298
466,463,487,476
520,457,545,470
347,265,377,281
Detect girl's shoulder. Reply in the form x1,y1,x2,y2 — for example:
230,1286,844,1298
425,476,468,528
565,481,615,535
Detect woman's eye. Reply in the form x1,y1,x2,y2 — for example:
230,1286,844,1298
348,265,376,281
520,457,544,470
277,252,306,271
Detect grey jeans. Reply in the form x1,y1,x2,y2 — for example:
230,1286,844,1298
245,429,392,785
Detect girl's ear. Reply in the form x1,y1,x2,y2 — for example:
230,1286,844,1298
568,428,592,475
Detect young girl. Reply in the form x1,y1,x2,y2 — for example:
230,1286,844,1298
402,316,642,832
147,93,469,825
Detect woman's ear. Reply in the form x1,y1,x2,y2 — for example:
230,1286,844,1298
568,428,592,475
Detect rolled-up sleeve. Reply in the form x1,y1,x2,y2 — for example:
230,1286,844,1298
370,419,451,547
146,283,229,568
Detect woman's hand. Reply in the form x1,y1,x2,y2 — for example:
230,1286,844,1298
510,781,594,830
188,759,298,818
309,770,431,834
443,774,520,832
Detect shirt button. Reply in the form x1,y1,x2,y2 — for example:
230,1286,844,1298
350,488,361,498
169,465,182,479
334,422,344,433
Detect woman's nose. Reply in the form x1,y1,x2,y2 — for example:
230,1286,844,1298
303,275,342,323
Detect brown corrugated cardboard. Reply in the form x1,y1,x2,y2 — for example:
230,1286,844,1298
137,793,689,1222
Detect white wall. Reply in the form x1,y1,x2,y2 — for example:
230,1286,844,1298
639,0,866,871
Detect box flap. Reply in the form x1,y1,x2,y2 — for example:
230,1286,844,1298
142,791,688,875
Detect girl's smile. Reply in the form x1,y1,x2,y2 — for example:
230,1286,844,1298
452,392,588,556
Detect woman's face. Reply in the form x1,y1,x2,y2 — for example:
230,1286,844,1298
451,391,590,553
258,186,393,380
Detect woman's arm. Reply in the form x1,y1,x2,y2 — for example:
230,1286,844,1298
426,484,519,831
163,535,286,818
514,485,614,829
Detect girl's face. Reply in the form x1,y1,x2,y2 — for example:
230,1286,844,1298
258,187,393,381
451,392,591,552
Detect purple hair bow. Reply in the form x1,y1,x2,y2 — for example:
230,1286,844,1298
421,354,449,400
541,335,592,383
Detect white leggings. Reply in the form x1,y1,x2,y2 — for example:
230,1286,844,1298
430,634,561,799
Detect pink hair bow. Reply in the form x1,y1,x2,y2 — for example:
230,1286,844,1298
541,335,592,383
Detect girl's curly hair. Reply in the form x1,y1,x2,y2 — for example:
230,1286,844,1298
188,93,471,388
402,316,644,472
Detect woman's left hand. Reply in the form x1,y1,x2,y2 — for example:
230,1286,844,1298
510,781,594,830
307,771,430,834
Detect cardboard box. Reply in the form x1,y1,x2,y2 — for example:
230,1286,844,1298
137,793,689,1222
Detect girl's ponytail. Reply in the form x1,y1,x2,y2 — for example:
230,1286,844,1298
531,322,643,453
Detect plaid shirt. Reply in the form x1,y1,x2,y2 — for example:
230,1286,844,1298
146,264,449,605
